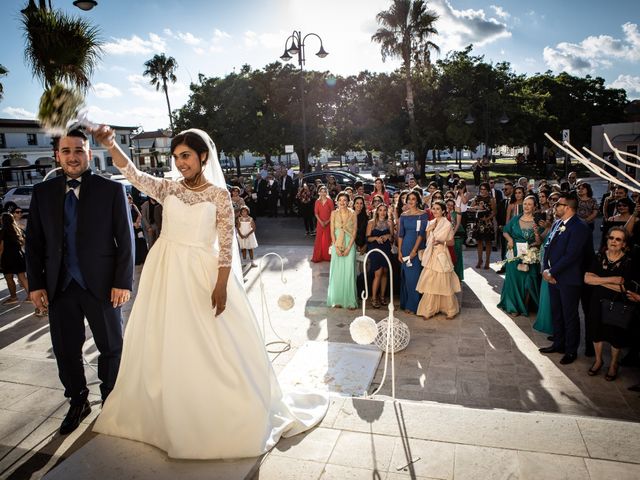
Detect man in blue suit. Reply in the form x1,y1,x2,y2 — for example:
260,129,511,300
539,191,593,365
26,129,134,434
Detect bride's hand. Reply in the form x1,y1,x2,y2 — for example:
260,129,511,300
211,283,227,317
93,125,116,149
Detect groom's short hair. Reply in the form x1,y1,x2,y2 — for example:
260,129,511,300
559,191,578,210
53,128,89,152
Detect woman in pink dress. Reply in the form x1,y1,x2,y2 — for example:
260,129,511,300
312,185,334,262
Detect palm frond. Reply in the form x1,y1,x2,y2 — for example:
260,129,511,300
21,7,102,91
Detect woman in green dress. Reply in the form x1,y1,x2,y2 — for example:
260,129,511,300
446,198,465,281
327,192,358,309
533,191,556,334
498,195,543,317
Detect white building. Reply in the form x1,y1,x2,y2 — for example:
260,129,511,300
130,129,172,171
0,118,138,182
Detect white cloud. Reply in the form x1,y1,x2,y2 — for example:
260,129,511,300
543,22,640,74
490,5,510,19
193,47,206,55
127,74,189,107
431,0,512,51
609,74,640,98
103,33,166,55
164,28,202,46
213,29,231,40
244,30,258,48
2,107,35,119
93,82,122,99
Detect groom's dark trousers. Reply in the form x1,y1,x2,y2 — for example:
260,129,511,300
26,169,134,405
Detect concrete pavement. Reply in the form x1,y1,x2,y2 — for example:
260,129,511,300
1,177,639,478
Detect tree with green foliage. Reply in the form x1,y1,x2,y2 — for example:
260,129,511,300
372,0,439,176
143,53,178,132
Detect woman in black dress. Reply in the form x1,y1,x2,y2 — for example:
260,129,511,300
584,226,632,381
128,194,148,265
353,196,369,255
469,182,496,269
0,212,29,304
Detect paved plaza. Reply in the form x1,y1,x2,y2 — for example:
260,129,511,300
1,183,640,478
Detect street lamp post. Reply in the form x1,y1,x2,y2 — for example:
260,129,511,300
464,109,509,161
280,30,328,173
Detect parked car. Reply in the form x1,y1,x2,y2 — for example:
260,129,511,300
1,185,34,212
302,170,397,195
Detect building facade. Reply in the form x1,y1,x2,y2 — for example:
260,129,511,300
0,118,138,176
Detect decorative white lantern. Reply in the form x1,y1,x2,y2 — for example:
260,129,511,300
349,315,378,345
374,317,410,353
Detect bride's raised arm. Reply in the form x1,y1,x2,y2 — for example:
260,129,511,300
93,125,170,203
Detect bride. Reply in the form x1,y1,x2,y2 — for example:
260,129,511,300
92,125,328,459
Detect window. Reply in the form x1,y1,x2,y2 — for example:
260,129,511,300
0,133,5,148
106,156,113,167
139,156,146,166
120,134,127,144
27,133,37,146
15,187,32,195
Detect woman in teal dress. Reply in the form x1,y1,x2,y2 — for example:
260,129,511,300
327,192,358,308
397,191,427,314
533,193,557,334
446,198,465,281
498,195,543,317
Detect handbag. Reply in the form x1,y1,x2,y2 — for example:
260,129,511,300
600,297,635,330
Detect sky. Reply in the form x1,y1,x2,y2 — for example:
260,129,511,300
1,0,639,131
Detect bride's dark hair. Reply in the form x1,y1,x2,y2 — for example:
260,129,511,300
170,131,209,165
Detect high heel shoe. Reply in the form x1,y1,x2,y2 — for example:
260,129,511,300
483,262,490,270
605,364,619,381
588,361,603,376
475,261,482,268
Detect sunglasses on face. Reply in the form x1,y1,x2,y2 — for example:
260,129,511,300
555,202,568,207
14,210,22,214
608,236,624,242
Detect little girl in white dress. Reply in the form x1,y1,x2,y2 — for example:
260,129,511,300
236,206,258,266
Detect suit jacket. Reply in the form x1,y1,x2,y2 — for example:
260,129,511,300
543,215,592,287
26,169,134,302
280,175,293,196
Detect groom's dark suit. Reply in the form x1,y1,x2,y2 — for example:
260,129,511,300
26,169,134,404
543,215,592,356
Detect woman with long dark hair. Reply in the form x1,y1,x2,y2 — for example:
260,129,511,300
0,212,29,304
366,203,393,308
311,185,334,262
327,192,358,309
397,190,428,314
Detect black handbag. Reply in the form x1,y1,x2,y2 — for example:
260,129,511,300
600,297,635,330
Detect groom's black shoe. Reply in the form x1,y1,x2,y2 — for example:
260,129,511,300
559,353,577,365
539,345,564,354
60,400,91,435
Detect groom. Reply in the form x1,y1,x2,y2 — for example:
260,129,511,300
539,191,592,365
26,128,134,435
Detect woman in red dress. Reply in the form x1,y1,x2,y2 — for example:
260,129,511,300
312,185,334,262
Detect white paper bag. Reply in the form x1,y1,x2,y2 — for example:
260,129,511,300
516,242,528,257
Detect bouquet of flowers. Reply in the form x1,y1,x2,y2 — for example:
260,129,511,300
499,245,540,272
38,83,84,136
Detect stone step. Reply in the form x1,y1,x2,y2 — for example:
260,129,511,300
42,396,640,480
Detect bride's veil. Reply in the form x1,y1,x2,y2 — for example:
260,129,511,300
169,128,244,285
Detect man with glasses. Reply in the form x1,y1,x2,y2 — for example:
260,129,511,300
539,192,593,365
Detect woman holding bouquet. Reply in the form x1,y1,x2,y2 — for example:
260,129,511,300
498,195,543,317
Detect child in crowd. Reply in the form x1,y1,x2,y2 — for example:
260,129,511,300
236,206,258,267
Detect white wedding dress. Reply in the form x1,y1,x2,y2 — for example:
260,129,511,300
93,161,328,459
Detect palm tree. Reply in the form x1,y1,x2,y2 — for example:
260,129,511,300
372,0,439,172
0,64,8,102
143,54,178,132
21,5,102,91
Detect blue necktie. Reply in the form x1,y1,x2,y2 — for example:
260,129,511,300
62,179,86,289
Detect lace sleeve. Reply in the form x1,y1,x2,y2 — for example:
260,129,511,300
118,160,171,203
214,187,234,268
